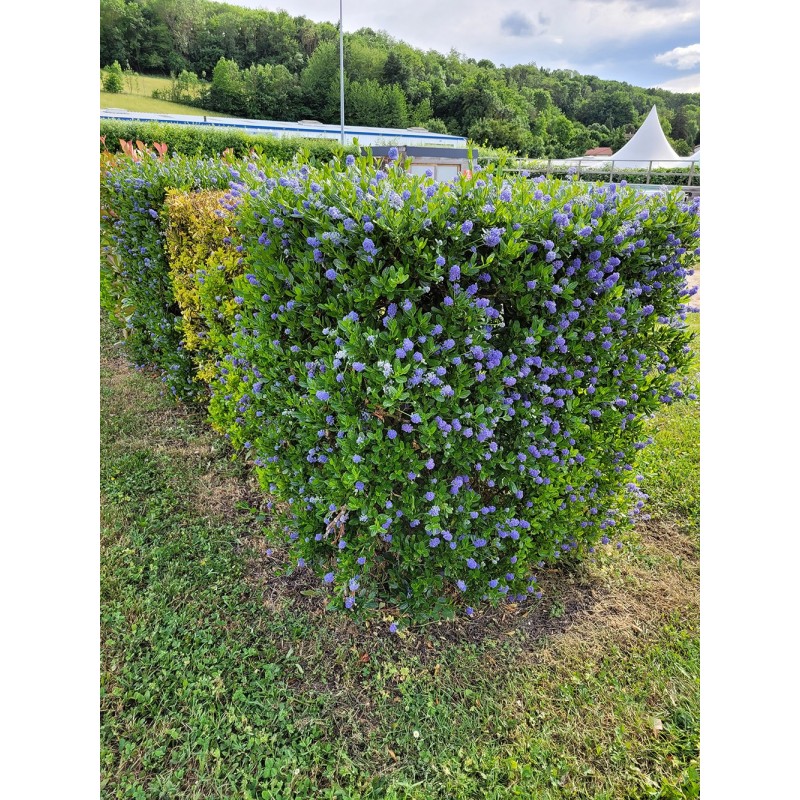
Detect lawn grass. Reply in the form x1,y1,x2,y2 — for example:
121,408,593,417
101,71,217,116
637,313,700,532
100,313,700,799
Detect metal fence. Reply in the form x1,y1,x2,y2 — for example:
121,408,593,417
478,157,700,188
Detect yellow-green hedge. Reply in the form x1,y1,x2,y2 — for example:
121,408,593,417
163,190,243,383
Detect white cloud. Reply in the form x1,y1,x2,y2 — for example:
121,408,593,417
211,0,700,86
219,1,698,58
655,43,700,70
657,72,700,93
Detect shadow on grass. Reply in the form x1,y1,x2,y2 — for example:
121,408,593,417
240,513,698,674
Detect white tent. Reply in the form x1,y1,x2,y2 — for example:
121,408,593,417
608,106,692,168
526,106,698,175
560,106,693,170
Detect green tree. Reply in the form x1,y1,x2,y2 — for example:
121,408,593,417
422,118,449,134
101,0,144,68
669,137,692,157
208,57,246,116
252,10,306,69
547,71,589,117
103,61,125,93
522,87,552,137
672,104,700,146
242,63,300,120
569,121,601,155
544,113,577,158
346,36,387,82
171,69,200,103
456,73,501,130
576,89,637,130
587,122,612,147
346,79,387,126
382,50,410,90
299,41,340,121
383,84,409,128
468,117,533,155
148,0,202,58
137,3,175,73
411,98,434,126
530,87,552,113
123,67,140,94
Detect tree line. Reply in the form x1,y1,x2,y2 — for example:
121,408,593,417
100,0,700,157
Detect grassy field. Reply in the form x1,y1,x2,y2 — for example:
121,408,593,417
100,71,215,116
100,313,700,800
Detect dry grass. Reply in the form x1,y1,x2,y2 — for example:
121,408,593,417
235,506,699,681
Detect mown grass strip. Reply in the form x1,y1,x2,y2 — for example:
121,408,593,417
100,72,216,115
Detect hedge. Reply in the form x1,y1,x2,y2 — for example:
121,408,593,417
100,119,359,161
100,152,129,332
101,147,699,621
546,165,699,188
492,162,699,189
163,190,243,383
100,145,235,396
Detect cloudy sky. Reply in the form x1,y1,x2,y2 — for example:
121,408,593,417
215,0,700,93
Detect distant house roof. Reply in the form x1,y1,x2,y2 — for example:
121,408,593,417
585,147,613,156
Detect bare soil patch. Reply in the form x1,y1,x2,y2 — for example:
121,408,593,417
240,515,699,668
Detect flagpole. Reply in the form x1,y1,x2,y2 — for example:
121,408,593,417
339,0,345,146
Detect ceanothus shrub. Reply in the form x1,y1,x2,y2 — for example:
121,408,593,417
100,148,243,398
208,152,699,618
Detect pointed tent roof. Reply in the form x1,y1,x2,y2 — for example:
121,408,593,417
611,105,690,168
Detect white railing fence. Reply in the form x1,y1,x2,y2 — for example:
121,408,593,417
477,157,700,187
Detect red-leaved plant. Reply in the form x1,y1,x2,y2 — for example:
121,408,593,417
118,139,169,162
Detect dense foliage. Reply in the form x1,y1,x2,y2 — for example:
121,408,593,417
102,59,124,93
485,158,700,188
100,0,699,158
100,119,359,160
102,146,699,619
100,152,129,331
100,145,234,396
100,307,701,799
209,152,699,617
163,189,243,383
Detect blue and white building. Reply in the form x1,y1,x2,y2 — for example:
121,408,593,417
100,109,467,149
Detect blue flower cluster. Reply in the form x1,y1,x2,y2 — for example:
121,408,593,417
103,149,699,621
202,153,699,619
